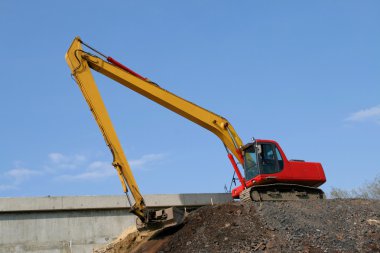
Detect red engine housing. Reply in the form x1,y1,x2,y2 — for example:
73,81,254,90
231,140,326,198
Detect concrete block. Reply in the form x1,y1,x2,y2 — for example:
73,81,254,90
0,193,233,253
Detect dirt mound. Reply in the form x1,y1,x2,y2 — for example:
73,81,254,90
255,199,380,252
97,199,380,253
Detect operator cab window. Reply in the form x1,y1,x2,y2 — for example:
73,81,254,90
243,145,259,180
275,146,284,170
244,143,284,179
260,144,276,174
259,143,284,174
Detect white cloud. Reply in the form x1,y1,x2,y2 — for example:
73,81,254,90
0,184,17,191
1,167,42,191
129,153,166,168
48,153,66,163
346,105,380,124
0,152,167,188
46,152,86,170
57,160,115,181
88,161,113,171
5,168,41,178
0,152,166,191
57,170,115,181
56,153,166,181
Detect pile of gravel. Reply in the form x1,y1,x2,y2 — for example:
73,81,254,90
255,199,380,252
101,199,380,253
156,199,379,253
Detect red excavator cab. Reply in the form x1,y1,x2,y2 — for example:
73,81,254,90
231,140,326,199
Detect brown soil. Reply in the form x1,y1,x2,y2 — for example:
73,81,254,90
95,199,380,253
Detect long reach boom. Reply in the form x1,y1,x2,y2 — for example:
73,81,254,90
65,37,246,222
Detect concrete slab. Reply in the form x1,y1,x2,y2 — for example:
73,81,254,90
0,194,233,253
0,193,231,212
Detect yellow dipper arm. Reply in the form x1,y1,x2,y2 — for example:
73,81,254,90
65,37,244,220
65,38,146,220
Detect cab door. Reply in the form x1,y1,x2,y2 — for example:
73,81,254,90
258,143,284,174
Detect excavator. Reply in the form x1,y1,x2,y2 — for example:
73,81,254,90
65,37,326,227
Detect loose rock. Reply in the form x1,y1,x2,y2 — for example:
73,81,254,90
96,199,380,253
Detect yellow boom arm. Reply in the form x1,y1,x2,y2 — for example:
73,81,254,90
65,37,244,221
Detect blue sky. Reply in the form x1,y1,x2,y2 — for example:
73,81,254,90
0,1,379,197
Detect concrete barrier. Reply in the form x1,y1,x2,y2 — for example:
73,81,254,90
0,194,232,253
